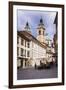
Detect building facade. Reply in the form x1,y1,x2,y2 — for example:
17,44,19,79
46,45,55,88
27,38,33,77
17,31,47,68
17,18,55,69
17,32,31,68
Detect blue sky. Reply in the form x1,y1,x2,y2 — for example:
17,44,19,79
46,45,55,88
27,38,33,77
17,9,56,42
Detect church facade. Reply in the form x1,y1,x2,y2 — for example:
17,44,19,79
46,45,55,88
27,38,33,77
17,18,55,68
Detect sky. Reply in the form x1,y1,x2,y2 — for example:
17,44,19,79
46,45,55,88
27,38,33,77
17,9,57,42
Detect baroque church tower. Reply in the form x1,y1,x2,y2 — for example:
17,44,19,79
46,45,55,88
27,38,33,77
37,18,45,43
24,22,31,34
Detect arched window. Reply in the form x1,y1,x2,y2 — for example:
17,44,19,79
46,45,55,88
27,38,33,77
39,30,41,35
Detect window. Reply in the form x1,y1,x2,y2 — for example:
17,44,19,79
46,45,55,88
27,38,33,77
25,41,26,47
39,30,41,35
27,42,30,48
21,48,24,56
21,38,24,45
25,50,26,57
27,51,30,57
17,47,19,56
17,36,19,44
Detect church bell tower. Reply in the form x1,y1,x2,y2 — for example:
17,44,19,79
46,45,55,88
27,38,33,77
37,18,45,43
24,22,31,34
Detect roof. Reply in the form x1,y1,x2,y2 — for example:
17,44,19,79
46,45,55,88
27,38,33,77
17,31,30,41
17,31,47,48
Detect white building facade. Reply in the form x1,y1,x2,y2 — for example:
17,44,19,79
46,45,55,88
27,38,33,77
17,18,55,69
17,33,31,68
17,31,47,68
30,40,47,67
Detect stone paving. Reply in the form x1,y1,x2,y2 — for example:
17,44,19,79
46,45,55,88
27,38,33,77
17,65,58,80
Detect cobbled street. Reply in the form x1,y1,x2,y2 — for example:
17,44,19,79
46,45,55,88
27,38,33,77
17,66,58,80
